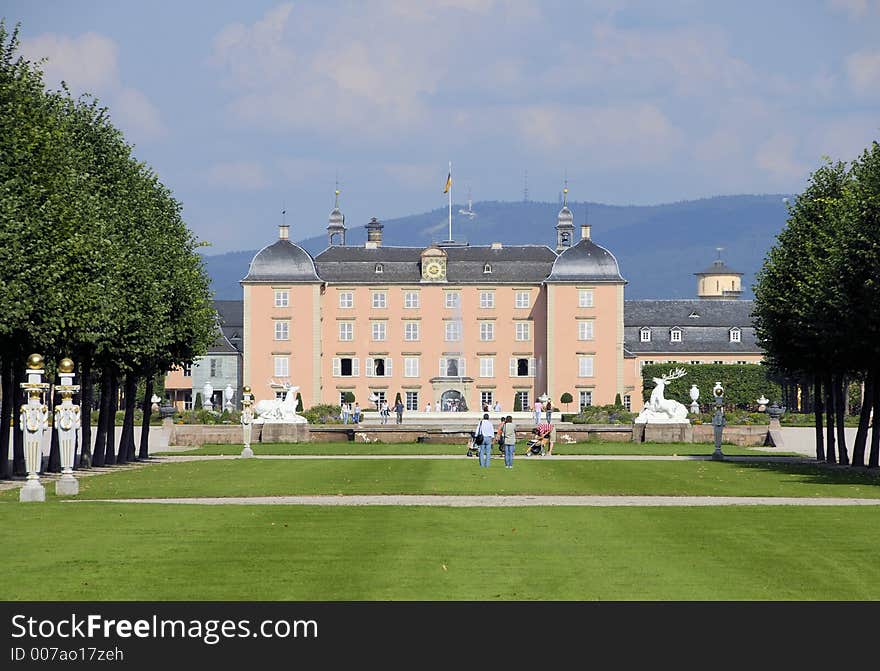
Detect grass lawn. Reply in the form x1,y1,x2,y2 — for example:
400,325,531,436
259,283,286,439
2,503,880,600
5,458,878,500
156,441,798,457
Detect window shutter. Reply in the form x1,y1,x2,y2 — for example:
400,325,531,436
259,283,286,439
440,359,446,376
509,358,516,377
352,358,359,377
459,358,465,376
332,358,340,377
365,358,374,377
385,358,392,377
529,357,536,377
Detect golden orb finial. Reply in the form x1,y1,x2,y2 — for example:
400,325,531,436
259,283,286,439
26,353,44,370
243,385,252,394
58,358,75,374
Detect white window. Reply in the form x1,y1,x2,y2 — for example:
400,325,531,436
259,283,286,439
578,356,594,377
479,322,494,341
623,394,631,411
670,328,682,343
404,322,420,341
445,292,460,309
274,321,289,341
578,289,594,308
371,390,386,406
404,292,419,309
730,328,741,343
209,358,218,377
515,322,530,341
338,322,354,341
479,292,495,309
479,357,495,378
404,357,419,378
578,320,594,341
483,263,492,274
339,292,353,309
509,357,535,377
273,356,289,377
372,292,387,309
690,360,702,365
375,263,383,274
405,391,419,411
579,390,593,410
274,290,289,308
440,357,466,377
515,291,530,309
332,357,359,377
182,363,192,378
445,321,461,341
480,391,494,408
371,322,387,341
515,391,530,411
366,357,392,377
640,328,651,342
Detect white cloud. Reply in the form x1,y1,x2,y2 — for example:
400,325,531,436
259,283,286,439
847,49,880,96
20,31,167,143
755,134,810,184
205,161,271,190
828,0,880,18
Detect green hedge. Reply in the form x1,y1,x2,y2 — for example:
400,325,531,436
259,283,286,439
641,363,781,410
562,404,636,424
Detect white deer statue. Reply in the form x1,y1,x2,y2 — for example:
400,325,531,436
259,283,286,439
253,380,306,424
635,367,690,424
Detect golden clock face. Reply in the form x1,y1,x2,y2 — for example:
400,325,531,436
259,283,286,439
424,260,445,280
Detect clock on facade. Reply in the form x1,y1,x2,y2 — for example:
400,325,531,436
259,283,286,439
423,259,446,280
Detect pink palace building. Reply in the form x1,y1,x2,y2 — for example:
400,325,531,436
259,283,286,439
238,198,761,414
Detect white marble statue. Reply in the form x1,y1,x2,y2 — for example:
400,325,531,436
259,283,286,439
224,384,235,412
635,367,690,424
253,380,307,424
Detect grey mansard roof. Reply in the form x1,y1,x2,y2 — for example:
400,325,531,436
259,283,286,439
545,238,626,283
241,239,321,283
624,299,760,354
209,300,243,354
695,259,742,275
314,245,557,284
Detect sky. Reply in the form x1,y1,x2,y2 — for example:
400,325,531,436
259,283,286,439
4,0,880,254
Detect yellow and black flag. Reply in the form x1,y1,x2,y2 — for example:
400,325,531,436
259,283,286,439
443,170,452,194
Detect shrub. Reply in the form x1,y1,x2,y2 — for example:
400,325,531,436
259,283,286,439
194,392,203,410
560,392,573,411
565,404,637,425
342,391,356,404
302,404,343,424
295,392,304,413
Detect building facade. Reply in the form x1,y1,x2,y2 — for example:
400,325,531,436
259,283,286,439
238,198,761,414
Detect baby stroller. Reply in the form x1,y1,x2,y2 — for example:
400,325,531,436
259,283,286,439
466,432,483,457
524,434,547,456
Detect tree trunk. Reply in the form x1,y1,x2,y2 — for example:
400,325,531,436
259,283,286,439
824,372,836,464
12,361,25,476
813,374,825,462
92,367,112,467
77,358,93,468
118,373,137,463
869,375,880,469
139,377,153,460
852,370,873,468
104,373,119,466
0,357,12,479
834,374,848,466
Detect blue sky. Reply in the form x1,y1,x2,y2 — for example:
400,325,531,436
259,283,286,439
4,0,879,253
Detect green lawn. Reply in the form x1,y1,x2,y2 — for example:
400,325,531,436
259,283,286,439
2,503,880,600
156,441,797,457
6,458,878,500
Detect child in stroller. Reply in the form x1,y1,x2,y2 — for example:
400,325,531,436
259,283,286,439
524,428,548,456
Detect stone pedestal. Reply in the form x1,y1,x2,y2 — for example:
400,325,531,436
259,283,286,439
240,446,254,458
643,422,692,443
56,475,79,496
20,480,46,503
260,422,310,443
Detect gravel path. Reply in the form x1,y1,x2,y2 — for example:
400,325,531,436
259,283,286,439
65,494,880,507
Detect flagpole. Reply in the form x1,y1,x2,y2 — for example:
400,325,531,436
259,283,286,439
448,161,452,242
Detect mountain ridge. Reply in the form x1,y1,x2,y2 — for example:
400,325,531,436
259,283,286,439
202,194,790,301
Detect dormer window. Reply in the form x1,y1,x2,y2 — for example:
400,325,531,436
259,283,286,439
729,327,741,343
375,263,384,274
483,263,492,274
670,327,682,343
688,311,700,319
639,328,651,343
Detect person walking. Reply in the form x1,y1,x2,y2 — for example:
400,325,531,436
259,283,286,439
425,402,431,413
545,402,552,424
380,400,389,425
395,398,404,424
502,415,517,468
341,402,350,424
533,399,543,425
474,413,495,468
353,403,361,423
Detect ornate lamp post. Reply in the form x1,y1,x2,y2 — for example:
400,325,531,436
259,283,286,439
240,385,255,458
756,395,769,412
19,353,50,502
54,358,81,496
711,381,725,461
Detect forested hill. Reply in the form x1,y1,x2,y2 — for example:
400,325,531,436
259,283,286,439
203,194,791,300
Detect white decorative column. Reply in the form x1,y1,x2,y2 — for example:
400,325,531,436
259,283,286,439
240,386,254,458
19,353,50,503
54,358,81,496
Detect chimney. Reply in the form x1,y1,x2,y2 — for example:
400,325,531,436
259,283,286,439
279,224,289,240
365,217,384,247
490,242,503,250
581,224,591,240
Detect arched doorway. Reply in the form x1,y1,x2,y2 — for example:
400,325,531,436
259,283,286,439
440,389,468,412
